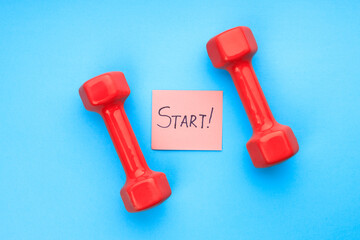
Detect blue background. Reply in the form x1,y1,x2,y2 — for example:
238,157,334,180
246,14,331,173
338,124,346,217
1,0,359,239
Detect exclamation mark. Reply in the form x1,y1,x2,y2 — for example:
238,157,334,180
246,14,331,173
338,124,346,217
207,107,214,128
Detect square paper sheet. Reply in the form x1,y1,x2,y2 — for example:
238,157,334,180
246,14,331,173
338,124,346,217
151,90,223,150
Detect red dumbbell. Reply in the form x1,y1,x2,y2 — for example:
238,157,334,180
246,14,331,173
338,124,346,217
79,72,171,212
207,26,299,168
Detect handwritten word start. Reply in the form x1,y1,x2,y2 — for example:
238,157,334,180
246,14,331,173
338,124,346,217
156,106,214,129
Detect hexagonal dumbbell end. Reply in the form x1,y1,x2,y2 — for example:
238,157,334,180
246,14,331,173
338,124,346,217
79,72,171,212
207,27,299,168
207,26,258,69
247,123,299,168
79,72,130,112
121,172,171,212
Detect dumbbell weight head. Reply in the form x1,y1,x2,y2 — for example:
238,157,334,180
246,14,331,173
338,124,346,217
247,123,298,168
207,26,258,69
121,171,171,212
79,72,130,112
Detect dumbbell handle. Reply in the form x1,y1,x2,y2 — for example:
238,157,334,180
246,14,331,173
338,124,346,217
227,61,276,132
100,104,150,179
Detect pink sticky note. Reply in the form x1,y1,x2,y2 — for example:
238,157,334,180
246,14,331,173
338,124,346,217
151,90,223,150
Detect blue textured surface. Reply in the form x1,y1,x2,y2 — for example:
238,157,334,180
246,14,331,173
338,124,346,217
1,1,360,239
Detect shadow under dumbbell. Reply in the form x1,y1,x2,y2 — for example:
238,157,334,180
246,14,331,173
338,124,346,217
241,148,299,194
121,198,169,229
